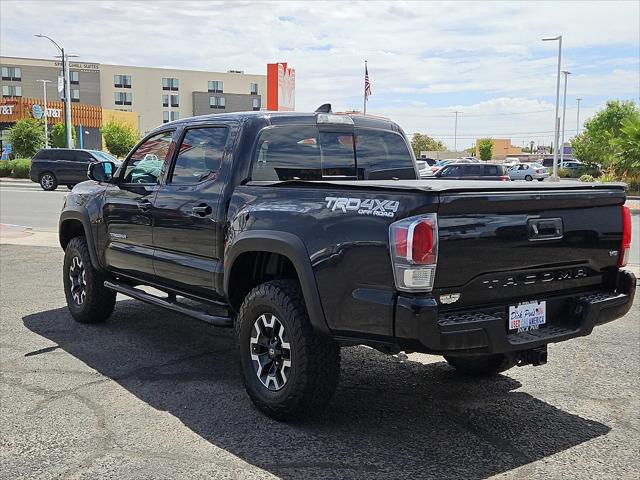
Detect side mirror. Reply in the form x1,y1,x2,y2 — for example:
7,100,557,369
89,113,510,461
88,161,116,183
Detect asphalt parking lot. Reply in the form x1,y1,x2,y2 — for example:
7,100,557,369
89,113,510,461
1,179,639,479
1,242,639,479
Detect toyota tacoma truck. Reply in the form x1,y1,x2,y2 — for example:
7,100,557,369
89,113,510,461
59,107,635,420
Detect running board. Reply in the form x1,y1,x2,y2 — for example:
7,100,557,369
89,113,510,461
104,281,233,327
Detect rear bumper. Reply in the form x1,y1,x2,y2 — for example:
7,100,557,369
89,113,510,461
394,270,636,354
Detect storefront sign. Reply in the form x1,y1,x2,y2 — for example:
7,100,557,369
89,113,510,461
0,105,15,115
54,61,99,73
31,104,62,119
267,62,295,111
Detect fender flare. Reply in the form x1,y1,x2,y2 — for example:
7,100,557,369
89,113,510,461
224,230,330,335
59,209,103,272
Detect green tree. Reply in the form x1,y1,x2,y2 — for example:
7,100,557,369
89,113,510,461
8,118,45,158
102,119,138,158
477,138,494,161
610,112,640,174
410,133,446,157
572,100,638,169
49,123,77,148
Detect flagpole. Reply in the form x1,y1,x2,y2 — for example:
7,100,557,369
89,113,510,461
363,60,367,116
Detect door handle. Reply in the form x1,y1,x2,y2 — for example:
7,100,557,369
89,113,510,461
192,204,212,217
137,199,152,212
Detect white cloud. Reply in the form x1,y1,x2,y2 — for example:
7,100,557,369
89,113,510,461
1,0,638,148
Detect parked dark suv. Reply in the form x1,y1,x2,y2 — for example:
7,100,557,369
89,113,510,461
30,148,119,191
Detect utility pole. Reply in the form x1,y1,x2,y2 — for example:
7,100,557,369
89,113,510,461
560,70,571,167
36,79,51,148
542,35,563,181
453,111,460,152
576,97,582,135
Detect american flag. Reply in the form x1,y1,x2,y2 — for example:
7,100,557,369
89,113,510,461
364,63,372,100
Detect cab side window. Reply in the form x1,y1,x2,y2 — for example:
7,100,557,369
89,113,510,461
122,131,173,184
170,127,228,184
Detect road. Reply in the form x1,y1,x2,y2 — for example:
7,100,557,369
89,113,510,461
1,243,638,479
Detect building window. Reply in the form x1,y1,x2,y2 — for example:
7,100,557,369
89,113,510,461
71,89,80,102
252,98,261,111
115,92,132,106
171,111,179,121
250,83,258,95
163,111,170,123
208,80,223,93
2,85,22,97
209,96,225,109
1,66,21,81
162,77,179,91
171,94,179,108
162,94,169,107
114,74,131,88
70,71,80,84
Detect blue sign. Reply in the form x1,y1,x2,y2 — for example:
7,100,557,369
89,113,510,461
32,104,44,119
1,143,11,160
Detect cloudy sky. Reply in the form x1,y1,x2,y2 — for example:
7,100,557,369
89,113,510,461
2,0,639,149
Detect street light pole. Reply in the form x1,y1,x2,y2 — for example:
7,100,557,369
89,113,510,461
560,70,571,167
34,34,74,148
36,79,51,148
576,97,582,135
542,35,562,181
453,111,460,152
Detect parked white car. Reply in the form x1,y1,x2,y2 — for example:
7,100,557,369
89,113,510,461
507,163,549,181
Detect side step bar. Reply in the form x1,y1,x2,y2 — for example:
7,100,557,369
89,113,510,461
104,281,233,328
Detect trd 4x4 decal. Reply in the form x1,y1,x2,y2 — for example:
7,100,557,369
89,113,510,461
325,197,399,218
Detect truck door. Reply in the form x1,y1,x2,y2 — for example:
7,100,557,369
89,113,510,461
151,125,229,299
102,130,175,281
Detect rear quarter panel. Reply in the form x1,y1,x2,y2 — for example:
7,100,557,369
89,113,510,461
227,185,437,340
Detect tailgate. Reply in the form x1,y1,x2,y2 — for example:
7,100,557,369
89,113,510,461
434,188,626,307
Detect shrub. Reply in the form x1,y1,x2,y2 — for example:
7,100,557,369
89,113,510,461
557,168,571,178
10,159,31,178
103,120,138,158
579,174,595,182
50,123,76,148
8,119,45,158
598,171,617,182
621,174,640,194
0,161,12,177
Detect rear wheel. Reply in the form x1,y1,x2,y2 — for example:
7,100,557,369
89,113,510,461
537,178,544,182
444,353,517,377
40,172,57,191
525,175,533,181
236,280,340,421
67,184,75,190
63,236,116,323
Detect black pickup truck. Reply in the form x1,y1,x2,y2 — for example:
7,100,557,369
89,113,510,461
59,107,635,420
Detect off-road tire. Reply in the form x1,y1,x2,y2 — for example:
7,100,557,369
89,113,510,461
40,172,58,191
63,236,116,323
236,279,340,421
444,353,517,377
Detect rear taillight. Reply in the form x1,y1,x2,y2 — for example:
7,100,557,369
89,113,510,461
619,205,632,267
535,169,541,173
389,214,438,292
499,176,509,181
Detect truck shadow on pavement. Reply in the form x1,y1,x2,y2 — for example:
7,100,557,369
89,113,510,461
24,300,610,479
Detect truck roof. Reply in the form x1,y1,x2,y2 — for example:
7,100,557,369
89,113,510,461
158,110,403,133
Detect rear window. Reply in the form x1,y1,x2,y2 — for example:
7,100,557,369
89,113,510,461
462,165,481,175
251,125,416,181
484,165,500,175
355,129,416,180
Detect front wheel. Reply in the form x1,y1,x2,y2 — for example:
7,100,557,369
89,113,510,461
236,280,340,421
525,175,533,181
40,172,58,191
537,178,545,182
444,353,517,377
63,236,116,323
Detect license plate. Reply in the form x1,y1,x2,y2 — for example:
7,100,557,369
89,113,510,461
508,300,546,331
